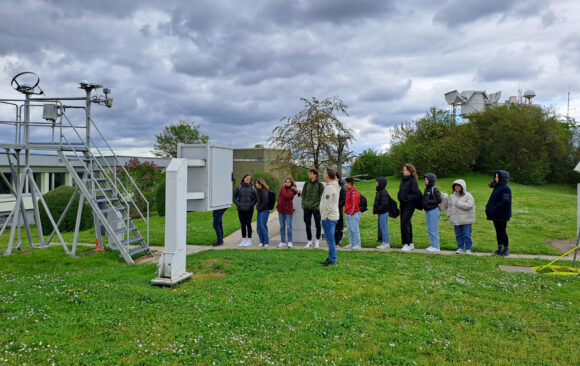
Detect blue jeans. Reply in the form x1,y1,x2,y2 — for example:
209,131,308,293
212,208,227,243
278,213,293,243
425,208,440,249
257,210,270,244
322,219,338,264
345,212,362,247
378,212,390,244
454,224,473,250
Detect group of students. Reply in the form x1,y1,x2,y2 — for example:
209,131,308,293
212,164,512,266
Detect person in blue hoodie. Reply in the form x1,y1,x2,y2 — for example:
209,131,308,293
485,170,512,257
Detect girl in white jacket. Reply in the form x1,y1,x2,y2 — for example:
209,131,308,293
447,179,475,254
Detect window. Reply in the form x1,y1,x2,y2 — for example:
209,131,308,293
0,172,12,194
51,172,66,190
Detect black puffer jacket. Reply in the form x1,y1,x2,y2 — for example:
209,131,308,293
338,179,347,209
233,183,257,211
256,188,269,212
422,173,442,211
373,177,390,215
398,175,420,207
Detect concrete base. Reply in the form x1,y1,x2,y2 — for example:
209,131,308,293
151,271,193,286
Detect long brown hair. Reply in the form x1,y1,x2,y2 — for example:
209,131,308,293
404,163,418,180
256,178,269,190
284,176,297,189
240,173,252,184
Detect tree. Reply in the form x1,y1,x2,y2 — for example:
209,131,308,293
269,97,354,170
152,120,209,158
351,149,395,178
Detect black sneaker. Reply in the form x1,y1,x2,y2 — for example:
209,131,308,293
322,261,336,267
212,242,224,247
320,258,331,265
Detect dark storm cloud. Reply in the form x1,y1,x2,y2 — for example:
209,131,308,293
0,0,578,153
433,0,548,28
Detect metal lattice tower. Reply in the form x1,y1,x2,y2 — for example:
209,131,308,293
0,72,151,264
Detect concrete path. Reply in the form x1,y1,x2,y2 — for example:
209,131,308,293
136,211,578,264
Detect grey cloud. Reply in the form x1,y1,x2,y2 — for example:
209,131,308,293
359,79,412,102
434,0,548,28
475,47,543,82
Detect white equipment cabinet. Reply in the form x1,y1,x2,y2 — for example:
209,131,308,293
152,144,233,286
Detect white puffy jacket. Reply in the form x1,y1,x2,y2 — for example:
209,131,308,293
447,179,475,226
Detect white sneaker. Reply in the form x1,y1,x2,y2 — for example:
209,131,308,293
287,242,293,248
409,243,415,250
263,243,269,247
344,244,353,249
426,246,440,252
315,239,320,249
401,244,411,252
238,238,247,247
305,241,313,248
259,243,263,247
278,242,287,248
352,246,361,250
465,249,472,254
456,249,463,254
378,243,390,249
244,238,253,247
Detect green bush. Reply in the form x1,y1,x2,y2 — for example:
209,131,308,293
38,186,93,233
252,171,280,194
155,179,166,217
351,149,395,178
291,165,310,181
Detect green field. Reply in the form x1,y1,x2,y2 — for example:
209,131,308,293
0,246,578,365
2,173,577,255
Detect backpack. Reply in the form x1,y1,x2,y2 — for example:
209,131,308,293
431,187,448,211
267,190,276,210
387,194,400,218
359,194,368,213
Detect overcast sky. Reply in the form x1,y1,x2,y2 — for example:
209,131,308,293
1,0,579,156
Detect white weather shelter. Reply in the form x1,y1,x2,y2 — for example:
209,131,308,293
151,144,233,286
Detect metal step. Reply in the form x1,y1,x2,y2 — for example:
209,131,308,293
112,226,138,235
101,206,127,214
108,216,131,224
83,177,107,183
127,246,152,257
121,236,145,246
95,197,119,203
92,187,113,193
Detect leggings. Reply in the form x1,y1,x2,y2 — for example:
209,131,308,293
238,209,253,238
493,220,509,249
400,204,415,245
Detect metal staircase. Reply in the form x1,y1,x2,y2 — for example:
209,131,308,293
57,116,152,264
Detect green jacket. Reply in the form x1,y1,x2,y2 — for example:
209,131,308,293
301,179,324,210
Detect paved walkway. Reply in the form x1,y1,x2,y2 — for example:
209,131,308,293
136,211,578,264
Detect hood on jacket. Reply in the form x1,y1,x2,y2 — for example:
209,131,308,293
376,176,387,191
452,179,466,193
424,173,437,188
494,170,510,186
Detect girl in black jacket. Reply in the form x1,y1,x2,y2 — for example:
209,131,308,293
374,176,391,249
486,170,512,257
398,164,421,251
233,173,257,247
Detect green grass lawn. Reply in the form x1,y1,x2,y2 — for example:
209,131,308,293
1,173,577,255
0,247,578,365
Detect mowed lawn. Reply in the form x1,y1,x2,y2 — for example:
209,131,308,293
0,247,578,365
1,173,577,255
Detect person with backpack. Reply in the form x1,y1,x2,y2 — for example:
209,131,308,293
334,171,347,246
447,179,475,254
233,173,257,247
277,177,300,248
422,173,442,252
373,176,391,249
255,178,271,247
319,168,341,266
344,177,362,249
398,163,421,252
302,168,325,249
486,170,512,257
